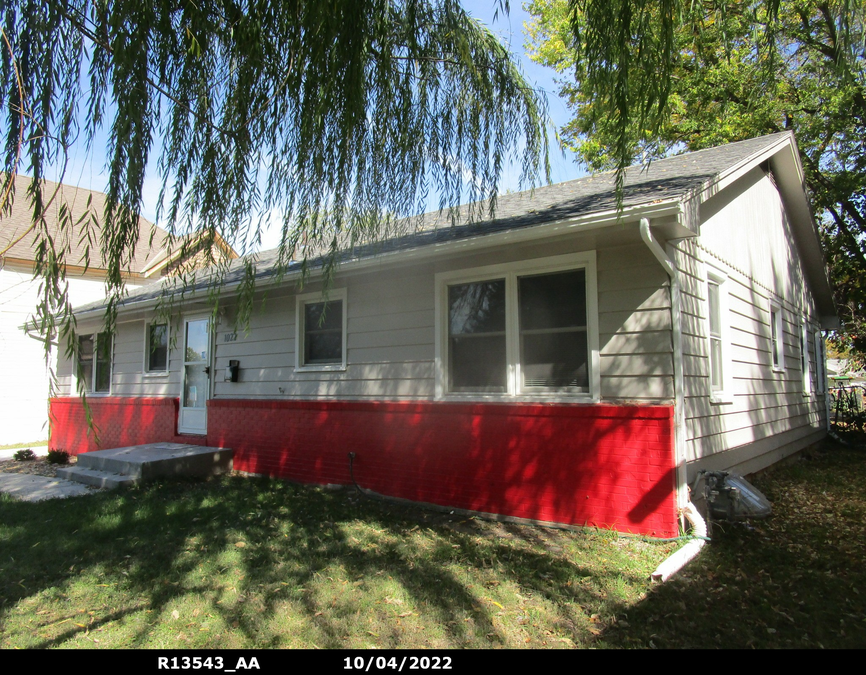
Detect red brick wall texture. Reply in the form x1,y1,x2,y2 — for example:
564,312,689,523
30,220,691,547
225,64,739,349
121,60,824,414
50,397,677,536
49,397,208,453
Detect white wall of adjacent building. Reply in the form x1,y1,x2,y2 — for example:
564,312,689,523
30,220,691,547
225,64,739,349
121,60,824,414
0,267,147,444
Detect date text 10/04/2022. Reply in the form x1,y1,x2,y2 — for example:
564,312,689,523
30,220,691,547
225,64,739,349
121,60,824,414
155,656,453,672
344,657,452,671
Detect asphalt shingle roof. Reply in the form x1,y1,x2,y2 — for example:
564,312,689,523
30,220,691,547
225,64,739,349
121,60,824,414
0,175,170,273
72,133,788,314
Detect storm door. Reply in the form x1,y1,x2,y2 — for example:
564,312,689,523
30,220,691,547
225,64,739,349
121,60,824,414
178,316,211,434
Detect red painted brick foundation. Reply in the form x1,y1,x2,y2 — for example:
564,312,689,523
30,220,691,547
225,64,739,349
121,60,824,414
211,399,678,536
49,397,677,536
49,397,207,454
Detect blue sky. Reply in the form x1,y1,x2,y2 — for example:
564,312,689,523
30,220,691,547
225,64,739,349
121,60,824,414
462,1,583,184
44,2,585,252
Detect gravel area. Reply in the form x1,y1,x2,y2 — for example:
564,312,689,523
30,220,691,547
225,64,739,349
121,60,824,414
0,456,76,478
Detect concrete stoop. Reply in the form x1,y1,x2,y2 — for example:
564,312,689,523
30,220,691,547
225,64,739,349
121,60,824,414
56,442,233,490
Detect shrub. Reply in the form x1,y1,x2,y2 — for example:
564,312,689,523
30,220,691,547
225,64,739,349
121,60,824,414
46,450,70,465
13,448,35,461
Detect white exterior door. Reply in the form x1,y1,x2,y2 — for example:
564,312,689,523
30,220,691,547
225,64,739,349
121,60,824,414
178,316,211,435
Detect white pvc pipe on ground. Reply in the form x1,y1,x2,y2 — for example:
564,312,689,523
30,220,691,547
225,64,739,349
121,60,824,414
651,502,708,582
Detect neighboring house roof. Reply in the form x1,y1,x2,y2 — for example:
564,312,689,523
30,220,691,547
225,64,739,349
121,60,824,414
70,132,837,325
140,229,239,278
827,358,865,380
0,175,171,275
0,175,238,278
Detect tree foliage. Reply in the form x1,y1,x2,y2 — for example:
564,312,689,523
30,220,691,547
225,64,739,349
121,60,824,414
526,0,866,355
0,0,548,356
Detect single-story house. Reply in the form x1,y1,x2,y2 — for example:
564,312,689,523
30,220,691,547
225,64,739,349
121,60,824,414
48,132,836,536
0,175,237,444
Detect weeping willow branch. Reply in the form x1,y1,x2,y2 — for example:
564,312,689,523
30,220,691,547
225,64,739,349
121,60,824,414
0,0,550,398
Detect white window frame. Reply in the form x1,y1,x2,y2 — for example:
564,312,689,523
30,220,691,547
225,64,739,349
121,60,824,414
295,288,348,372
769,302,785,373
143,321,170,376
801,318,812,396
706,266,734,404
75,331,113,395
434,251,600,401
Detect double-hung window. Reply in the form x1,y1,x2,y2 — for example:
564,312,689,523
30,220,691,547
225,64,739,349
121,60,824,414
814,329,826,394
708,280,724,391
801,319,812,395
706,267,732,402
437,252,599,399
77,332,112,394
770,303,784,372
145,322,169,374
295,289,347,371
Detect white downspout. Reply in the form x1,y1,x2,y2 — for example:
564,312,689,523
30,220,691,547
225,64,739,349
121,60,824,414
640,217,707,580
639,218,688,512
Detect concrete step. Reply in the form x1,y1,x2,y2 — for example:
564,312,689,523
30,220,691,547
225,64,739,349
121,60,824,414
56,466,138,490
76,453,143,478
76,442,233,482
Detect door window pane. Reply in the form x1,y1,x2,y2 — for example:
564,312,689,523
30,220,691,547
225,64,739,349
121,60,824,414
185,320,209,363
183,365,208,409
183,319,209,408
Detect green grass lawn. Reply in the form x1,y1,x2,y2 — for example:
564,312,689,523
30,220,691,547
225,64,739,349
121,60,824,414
0,441,48,451
1,441,864,649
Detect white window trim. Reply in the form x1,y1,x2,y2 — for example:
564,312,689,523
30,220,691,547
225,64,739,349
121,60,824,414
295,288,348,372
769,302,785,373
74,331,113,396
434,251,600,402
143,320,170,377
801,318,812,396
706,266,734,404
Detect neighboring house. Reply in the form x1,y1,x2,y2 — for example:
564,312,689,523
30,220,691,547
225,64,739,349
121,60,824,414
0,176,237,444
49,132,835,536
827,358,865,384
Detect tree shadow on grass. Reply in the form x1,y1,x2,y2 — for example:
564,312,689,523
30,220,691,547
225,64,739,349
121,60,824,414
0,475,670,648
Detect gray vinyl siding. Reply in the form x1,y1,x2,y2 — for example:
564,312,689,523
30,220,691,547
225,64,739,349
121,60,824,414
676,167,827,477
209,238,673,401
210,266,437,400
55,317,181,397
112,319,181,396
597,244,674,401
57,229,676,405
